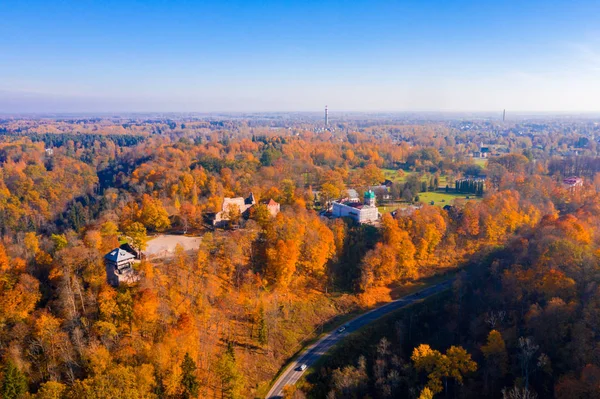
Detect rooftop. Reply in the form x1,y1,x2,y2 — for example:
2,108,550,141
364,190,376,199
337,200,364,209
105,248,136,263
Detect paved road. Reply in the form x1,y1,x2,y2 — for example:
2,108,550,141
265,279,453,398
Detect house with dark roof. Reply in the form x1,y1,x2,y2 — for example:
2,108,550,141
104,248,139,287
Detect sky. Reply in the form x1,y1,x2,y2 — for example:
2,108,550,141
1,0,600,113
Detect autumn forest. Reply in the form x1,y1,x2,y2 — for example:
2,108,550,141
0,116,600,399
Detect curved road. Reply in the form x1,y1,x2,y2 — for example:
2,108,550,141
266,279,453,398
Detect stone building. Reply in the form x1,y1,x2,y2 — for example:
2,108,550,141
206,193,280,228
104,248,139,287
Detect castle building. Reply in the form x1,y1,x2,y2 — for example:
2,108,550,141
206,193,280,228
331,190,379,223
211,193,256,227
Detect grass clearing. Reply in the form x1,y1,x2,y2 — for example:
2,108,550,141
381,168,413,182
381,169,452,188
378,202,410,214
472,158,488,168
417,190,481,207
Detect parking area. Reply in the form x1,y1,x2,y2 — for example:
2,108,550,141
145,234,202,258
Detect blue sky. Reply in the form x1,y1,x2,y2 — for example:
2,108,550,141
1,0,600,113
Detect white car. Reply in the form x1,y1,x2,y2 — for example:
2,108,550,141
298,364,307,371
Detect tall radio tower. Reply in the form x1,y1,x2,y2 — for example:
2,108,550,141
325,105,328,129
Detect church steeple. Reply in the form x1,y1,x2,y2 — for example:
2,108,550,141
364,190,376,207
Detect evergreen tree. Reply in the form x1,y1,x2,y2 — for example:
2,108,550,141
257,306,268,345
215,345,244,399
153,369,166,399
180,352,200,399
1,361,27,399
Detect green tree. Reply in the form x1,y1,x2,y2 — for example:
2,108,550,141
180,352,199,399
257,306,268,346
215,346,244,399
1,361,28,399
280,179,296,205
51,234,68,252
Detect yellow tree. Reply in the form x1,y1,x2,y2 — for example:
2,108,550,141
481,330,508,393
412,344,477,395
409,206,446,265
299,218,335,280
360,243,398,290
24,231,40,258
381,214,417,279
266,239,300,289
140,194,171,232
362,163,385,185
100,221,120,253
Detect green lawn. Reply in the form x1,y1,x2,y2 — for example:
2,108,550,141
381,168,413,182
382,169,449,186
378,204,404,214
472,158,488,168
417,190,480,207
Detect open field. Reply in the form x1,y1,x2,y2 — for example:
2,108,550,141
378,204,401,214
472,157,488,168
382,168,409,182
377,201,410,214
382,168,450,187
417,190,480,206
377,190,480,212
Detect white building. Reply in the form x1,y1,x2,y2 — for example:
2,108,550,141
563,176,583,191
331,190,380,223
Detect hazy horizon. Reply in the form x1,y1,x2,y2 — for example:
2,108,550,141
2,0,600,113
